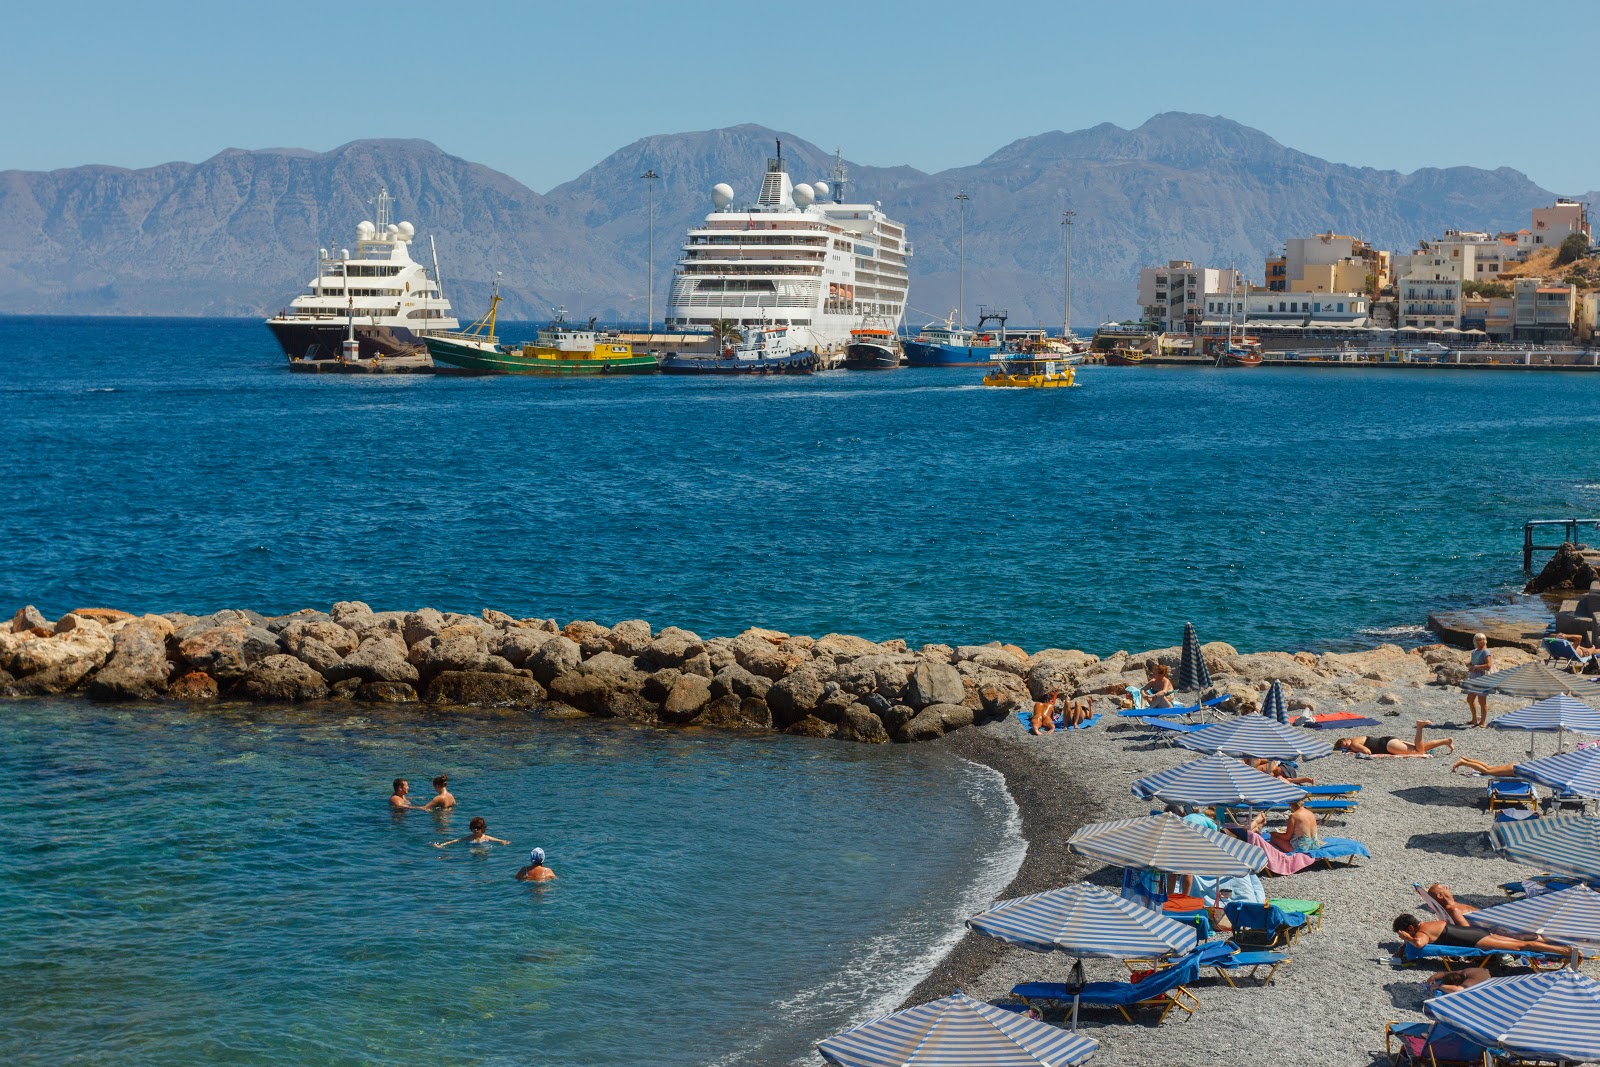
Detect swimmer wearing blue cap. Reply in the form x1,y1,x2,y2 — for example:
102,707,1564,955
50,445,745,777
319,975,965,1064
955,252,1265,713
516,847,556,882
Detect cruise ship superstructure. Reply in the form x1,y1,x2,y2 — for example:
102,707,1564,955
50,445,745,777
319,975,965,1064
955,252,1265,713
266,190,458,370
665,145,910,356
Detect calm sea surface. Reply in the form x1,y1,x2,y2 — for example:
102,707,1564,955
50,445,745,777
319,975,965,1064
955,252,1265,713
4,316,1599,1063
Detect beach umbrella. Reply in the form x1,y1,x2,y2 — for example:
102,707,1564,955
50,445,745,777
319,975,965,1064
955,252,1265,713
1425,970,1600,1064
1175,713,1334,761
966,883,1198,959
1515,747,1600,800
1130,752,1307,807
817,990,1099,1067
1178,622,1212,693
1494,694,1600,756
1466,661,1600,701
1261,680,1288,724
1466,884,1600,950
1068,812,1266,877
1491,815,1600,881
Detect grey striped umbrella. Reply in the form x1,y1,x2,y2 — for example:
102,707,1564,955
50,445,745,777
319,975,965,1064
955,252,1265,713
1425,970,1600,1064
1178,622,1212,693
1175,714,1334,761
1515,747,1600,800
818,991,1100,1067
1491,814,1600,881
966,883,1198,958
1466,884,1600,950
1130,752,1307,806
1465,661,1600,700
1068,812,1267,876
1261,680,1288,724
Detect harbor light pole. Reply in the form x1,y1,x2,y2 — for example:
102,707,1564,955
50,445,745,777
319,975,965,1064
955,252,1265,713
641,169,660,331
954,191,969,327
1062,209,1075,339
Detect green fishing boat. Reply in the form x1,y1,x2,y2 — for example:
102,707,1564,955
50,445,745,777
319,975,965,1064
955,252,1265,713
426,290,659,376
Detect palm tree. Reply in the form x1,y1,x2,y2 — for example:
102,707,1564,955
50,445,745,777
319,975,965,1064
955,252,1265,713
709,318,743,351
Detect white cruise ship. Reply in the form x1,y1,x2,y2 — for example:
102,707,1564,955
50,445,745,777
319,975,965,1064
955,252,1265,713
664,145,910,356
266,190,458,370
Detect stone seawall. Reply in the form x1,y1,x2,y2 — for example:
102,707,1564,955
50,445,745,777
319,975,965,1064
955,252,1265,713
0,602,1516,743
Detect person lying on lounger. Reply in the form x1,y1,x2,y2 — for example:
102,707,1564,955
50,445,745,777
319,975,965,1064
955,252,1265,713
1249,757,1315,786
1031,692,1059,734
1425,967,1491,996
1451,757,1519,777
1391,913,1573,959
1269,797,1324,853
1424,883,1478,925
1554,633,1600,656
1334,721,1454,757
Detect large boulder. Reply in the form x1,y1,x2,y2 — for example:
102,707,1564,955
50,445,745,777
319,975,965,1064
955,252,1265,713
784,714,837,739
679,652,713,678
814,633,882,660
10,605,52,633
279,619,358,656
334,637,419,684
547,653,655,719
767,665,827,726
711,663,772,702
490,628,552,668
167,670,219,701
174,623,282,683
836,703,890,743
403,608,447,647
343,610,407,643
407,625,490,678
905,660,964,707
526,635,582,687
1,622,114,693
1526,541,1599,594
829,654,912,701
641,628,705,669
954,646,1027,677
608,619,655,658
65,607,135,628
730,633,802,680
239,654,329,702
356,680,419,703
424,671,545,707
880,703,917,735
692,694,771,730
86,616,174,700
661,674,714,723
329,600,372,622
932,702,975,731
897,707,947,743
283,635,345,679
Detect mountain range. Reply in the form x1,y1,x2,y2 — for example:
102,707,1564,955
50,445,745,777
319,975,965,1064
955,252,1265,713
1,114,1592,327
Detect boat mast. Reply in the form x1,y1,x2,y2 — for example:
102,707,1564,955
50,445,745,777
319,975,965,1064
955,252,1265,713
430,235,447,310
1062,209,1075,339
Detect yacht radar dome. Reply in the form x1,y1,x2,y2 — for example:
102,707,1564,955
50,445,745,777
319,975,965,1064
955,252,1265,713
711,183,734,208
356,221,375,240
397,221,415,240
812,182,829,199
792,183,815,207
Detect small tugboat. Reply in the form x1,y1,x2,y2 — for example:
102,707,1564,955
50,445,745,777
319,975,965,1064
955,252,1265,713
426,290,659,376
844,318,902,369
660,323,822,375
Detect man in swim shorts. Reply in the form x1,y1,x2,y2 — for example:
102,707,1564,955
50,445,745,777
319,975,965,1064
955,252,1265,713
422,774,456,811
1392,914,1573,958
515,848,557,882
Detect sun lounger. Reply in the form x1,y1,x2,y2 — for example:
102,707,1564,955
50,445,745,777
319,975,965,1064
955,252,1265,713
1298,835,1369,867
1397,941,1569,971
1143,719,1209,741
1267,898,1323,932
1303,784,1361,798
1494,808,1539,824
1547,787,1589,814
1300,712,1382,730
1224,902,1307,949
1213,947,1291,986
1486,778,1535,812
1117,695,1230,720
1544,637,1596,671
1012,952,1203,1024
1499,874,1596,899
1258,798,1359,822
1384,1020,1492,1067
1231,829,1317,876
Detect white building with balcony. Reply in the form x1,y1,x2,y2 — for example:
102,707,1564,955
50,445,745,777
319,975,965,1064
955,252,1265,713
1137,260,1241,332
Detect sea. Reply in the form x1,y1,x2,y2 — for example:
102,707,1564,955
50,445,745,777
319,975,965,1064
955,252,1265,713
4,315,1600,1064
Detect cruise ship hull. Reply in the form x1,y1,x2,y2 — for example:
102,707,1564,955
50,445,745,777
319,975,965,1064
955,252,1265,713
268,320,431,362
902,340,1000,367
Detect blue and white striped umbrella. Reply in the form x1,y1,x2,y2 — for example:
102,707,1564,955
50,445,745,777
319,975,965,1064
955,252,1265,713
1491,815,1600,881
1130,752,1307,807
1515,747,1600,800
1466,661,1600,699
1175,714,1334,761
1260,680,1288,724
1068,812,1267,877
1466,884,1600,950
1425,969,1600,1064
1178,622,1212,693
966,883,1198,958
818,991,1099,1067
1495,694,1600,734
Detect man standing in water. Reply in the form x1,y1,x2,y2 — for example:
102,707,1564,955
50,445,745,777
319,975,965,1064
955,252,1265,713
516,848,557,882
422,775,456,811
389,779,424,811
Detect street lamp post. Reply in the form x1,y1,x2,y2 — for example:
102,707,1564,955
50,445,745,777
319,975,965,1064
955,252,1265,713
1062,209,1075,339
641,169,660,331
954,191,969,327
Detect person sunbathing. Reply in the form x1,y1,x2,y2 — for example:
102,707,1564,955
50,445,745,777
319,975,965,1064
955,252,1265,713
1425,967,1491,996
1335,721,1454,757
1392,913,1573,959
1451,757,1519,777
1143,663,1175,708
1424,883,1478,925
1269,798,1325,853
1249,757,1315,786
1554,633,1600,656
1031,692,1059,734
1063,694,1095,727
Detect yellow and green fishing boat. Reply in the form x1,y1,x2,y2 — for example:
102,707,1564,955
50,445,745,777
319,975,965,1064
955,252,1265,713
426,290,659,376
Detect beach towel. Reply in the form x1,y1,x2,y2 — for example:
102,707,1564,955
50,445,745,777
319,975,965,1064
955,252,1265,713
1017,710,1101,732
1300,711,1382,730
1240,830,1317,876
1297,836,1370,864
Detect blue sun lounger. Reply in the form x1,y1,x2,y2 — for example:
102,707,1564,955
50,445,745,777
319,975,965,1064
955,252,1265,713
1486,778,1535,812
1303,784,1361,798
1224,902,1307,949
1120,696,1231,721
1397,941,1569,970
1012,951,1203,1024
1297,836,1369,867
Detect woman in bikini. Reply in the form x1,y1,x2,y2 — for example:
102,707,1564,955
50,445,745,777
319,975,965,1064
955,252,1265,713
1030,691,1059,734
1465,633,1493,728
1335,720,1454,757
1143,663,1175,709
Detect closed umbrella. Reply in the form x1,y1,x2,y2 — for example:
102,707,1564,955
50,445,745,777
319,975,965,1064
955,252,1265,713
1491,815,1600,881
1466,884,1600,950
1466,661,1600,701
1424,970,1600,1064
1178,622,1212,693
1130,752,1307,807
966,883,1199,958
1175,714,1334,761
817,990,1099,1067
1495,694,1600,756
1068,813,1267,877
1515,747,1600,800
1261,680,1288,724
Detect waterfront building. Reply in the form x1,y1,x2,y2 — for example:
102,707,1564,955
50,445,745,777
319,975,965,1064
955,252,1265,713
1581,293,1600,345
1432,230,1512,280
1137,260,1241,332
1461,294,1514,340
1396,248,1464,329
1279,232,1390,293
1202,289,1369,327
1513,278,1578,343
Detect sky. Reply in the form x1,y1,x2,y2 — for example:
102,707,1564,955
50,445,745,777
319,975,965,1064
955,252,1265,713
1,0,1595,196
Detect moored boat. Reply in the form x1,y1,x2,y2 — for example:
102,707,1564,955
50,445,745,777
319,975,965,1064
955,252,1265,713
902,307,1006,367
425,294,659,376
844,323,902,369
660,323,821,375
1104,347,1148,366
1220,345,1264,367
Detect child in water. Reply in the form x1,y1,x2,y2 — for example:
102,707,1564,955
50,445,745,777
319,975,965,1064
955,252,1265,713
434,816,509,848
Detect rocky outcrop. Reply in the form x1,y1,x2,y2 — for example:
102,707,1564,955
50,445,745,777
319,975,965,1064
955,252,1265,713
175,623,280,683
424,671,545,707
239,655,329,702
0,619,114,693
86,615,174,700
1526,541,1598,594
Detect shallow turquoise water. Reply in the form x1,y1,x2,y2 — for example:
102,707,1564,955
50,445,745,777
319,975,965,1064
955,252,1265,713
0,700,1020,1065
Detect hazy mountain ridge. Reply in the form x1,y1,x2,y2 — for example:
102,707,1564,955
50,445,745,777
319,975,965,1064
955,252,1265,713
0,115,1580,324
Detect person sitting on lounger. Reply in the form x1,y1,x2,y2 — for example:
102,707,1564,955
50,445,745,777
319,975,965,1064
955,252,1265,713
1270,797,1324,853
1142,664,1175,709
1424,883,1478,924
1249,757,1315,786
1392,913,1573,959
1425,967,1491,996
1031,691,1059,734
1335,721,1454,757
1451,757,1519,777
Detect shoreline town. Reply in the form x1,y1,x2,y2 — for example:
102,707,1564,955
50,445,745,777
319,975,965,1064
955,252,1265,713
4,545,1600,1066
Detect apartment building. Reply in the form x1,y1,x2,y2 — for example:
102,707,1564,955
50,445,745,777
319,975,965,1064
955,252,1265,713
1396,249,1464,329
1137,260,1242,332
1513,278,1578,342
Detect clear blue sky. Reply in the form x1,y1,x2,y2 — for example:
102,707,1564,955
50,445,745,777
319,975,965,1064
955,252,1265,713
2,0,1595,195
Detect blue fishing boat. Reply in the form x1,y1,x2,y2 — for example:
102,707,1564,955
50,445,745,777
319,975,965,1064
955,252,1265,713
902,307,1007,367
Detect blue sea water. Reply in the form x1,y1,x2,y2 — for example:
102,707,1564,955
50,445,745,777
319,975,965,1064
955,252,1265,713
5,316,1600,1063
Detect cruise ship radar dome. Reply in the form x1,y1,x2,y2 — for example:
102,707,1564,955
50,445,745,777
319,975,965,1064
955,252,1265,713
812,182,830,200
792,183,815,207
357,221,376,239
397,221,415,240
711,183,734,208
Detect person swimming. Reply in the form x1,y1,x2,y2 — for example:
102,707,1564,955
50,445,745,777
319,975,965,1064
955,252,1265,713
516,847,557,882
422,774,456,811
434,816,509,849
389,778,424,811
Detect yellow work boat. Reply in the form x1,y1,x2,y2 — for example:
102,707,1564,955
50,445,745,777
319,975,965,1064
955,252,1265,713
981,354,1079,389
